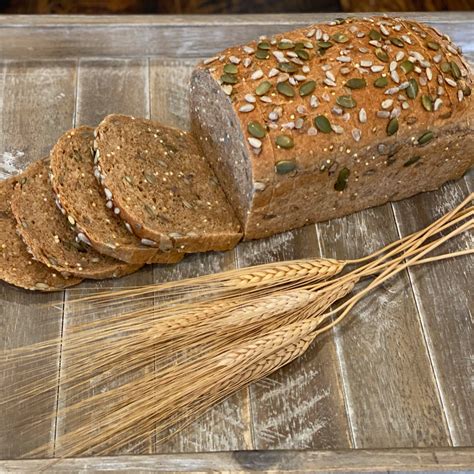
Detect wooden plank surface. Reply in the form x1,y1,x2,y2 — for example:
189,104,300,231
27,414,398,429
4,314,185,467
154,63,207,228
0,13,472,60
391,178,474,447
0,12,473,467
236,228,352,450
0,60,76,458
315,205,450,448
56,58,157,456
1,447,473,472
149,58,253,453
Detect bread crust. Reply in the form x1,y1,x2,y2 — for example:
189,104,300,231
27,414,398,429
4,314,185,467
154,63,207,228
11,159,141,280
191,16,474,240
50,126,184,265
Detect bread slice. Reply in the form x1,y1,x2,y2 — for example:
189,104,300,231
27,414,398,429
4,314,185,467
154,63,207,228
94,114,242,253
11,158,142,280
50,126,184,265
0,175,82,291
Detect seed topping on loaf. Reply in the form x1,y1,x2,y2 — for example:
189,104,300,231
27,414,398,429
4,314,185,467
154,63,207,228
197,16,472,192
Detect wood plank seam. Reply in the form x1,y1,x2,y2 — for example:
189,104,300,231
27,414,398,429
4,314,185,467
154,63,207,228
390,202,457,447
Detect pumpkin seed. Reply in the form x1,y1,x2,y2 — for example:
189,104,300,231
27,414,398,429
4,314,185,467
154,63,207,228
387,117,399,136
299,80,316,96
404,156,421,167
223,64,238,74
345,78,367,89
255,50,269,60
314,115,332,133
247,121,266,139
374,76,388,88
426,41,440,51
369,29,382,41
375,48,389,62
296,49,310,60
332,32,349,43
418,131,434,145
400,60,414,74
144,172,157,185
276,135,294,149
277,81,295,97
462,84,472,96
421,94,433,111
276,160,296,174
256,81,272,96
221,73,237,84
317,40,333,49
294,42,305,50
336,95,357,108
406,78,419,99
278,41,294,50
278,62,298,73
334,167,350,191
440,62,451,73
390,37,404,48
257,41,271,50
450,61,461,80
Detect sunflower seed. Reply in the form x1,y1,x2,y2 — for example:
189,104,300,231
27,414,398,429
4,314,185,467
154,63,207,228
243,45,254,54
245,94,256,103
381,98,393,109
141,238,157,247
251,69,264,80
419,76,427,86
268,111,279,121
306,28,316,38
351,128,362,142
222,85,233,95
239,104,255,113
390,107,401,118
401,34,412,45
104,188,113,200
385,87,399,95
204,56,218,65
248,137,262,149
445,77,457,87
458,89,464,102
310,95,319,108
360,60,372,67
380,24,390,36
371,65,385,73
331,124,344,134
402,101,410,110
332,106,343,115
377,110,390,118
254,181,266,191
315,29,322,40
337,56,352,63
391,70,400,83
324,78,337,87
359,108,367,123
276,73,290,83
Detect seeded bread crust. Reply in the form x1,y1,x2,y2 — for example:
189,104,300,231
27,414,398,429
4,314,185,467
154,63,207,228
50,126,184,265
0,176,82,291
94,114,242,253
11,159,142,280
191,16,474,240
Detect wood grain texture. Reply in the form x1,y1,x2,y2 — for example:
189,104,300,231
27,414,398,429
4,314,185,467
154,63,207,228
0,13,472,60
149,58,253,453
236,227,352,450
315,205,450,448
0,60,76,458
56,58,156,456
1,447,473,472
391,178,474,447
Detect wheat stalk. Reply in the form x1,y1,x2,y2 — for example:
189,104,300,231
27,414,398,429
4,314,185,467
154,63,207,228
1,194,472,458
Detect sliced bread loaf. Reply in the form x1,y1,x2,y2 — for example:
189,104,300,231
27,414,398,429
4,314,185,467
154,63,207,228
50,126,184,265
11,158,142,280
94,114,242,253
0,175,82,291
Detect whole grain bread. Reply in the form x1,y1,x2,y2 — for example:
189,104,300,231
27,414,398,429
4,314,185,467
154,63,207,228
11,158,142,280
94,114,242,253
0,175,82,291
190,16,473,240
50,126,184,265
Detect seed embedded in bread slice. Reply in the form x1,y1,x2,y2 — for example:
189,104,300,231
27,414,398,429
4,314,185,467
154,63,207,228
11,158,142,280
94,114,242,253
0,175,82,291
50,126,184,265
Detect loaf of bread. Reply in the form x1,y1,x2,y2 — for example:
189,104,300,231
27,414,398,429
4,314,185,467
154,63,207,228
191,16,473,240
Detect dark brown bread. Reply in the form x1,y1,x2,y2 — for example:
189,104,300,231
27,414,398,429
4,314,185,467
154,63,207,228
94,114,242,253
11,158,142,280
50,126,184,265
0,176,82,291
190,16,474,240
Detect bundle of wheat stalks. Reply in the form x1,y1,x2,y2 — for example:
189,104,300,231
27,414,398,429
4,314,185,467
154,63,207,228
2,193,473,458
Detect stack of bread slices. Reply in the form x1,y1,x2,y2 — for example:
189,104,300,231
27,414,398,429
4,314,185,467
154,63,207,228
1,115,242,291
